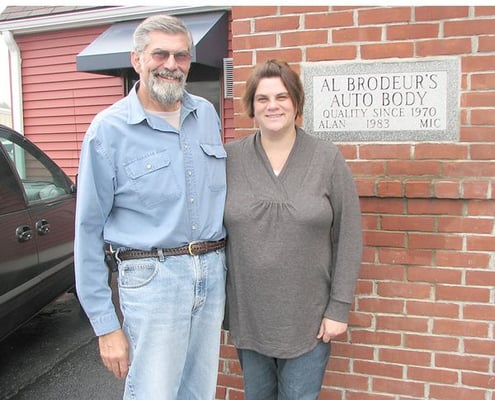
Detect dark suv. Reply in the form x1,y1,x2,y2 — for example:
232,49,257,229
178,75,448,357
0,124,76,341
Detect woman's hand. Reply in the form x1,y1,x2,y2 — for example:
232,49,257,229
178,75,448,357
316,318,348,343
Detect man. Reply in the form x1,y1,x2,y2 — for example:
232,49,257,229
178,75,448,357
74,14,227,400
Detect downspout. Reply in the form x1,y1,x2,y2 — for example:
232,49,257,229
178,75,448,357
1,30,23,134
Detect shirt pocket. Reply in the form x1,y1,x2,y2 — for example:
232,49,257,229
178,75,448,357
124,150,180,208
200,143,227,192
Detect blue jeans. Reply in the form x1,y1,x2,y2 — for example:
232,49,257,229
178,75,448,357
237,341,331,400
117,249,226,400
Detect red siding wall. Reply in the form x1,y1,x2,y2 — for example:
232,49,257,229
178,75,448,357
16,26,123,179
218,6,495,400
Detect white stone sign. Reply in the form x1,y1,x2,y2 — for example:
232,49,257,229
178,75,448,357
303,59,459,141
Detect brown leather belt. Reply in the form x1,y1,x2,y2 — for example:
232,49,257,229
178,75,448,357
117,239,225,260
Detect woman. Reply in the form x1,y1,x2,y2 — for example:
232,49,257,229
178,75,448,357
224,60,363,400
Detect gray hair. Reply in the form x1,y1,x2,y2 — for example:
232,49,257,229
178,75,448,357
133,14,193,54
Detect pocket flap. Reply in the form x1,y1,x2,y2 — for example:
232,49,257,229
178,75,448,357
200,143,227,159
125,151,171,179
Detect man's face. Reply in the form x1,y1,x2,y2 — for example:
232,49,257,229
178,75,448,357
132,31,191,110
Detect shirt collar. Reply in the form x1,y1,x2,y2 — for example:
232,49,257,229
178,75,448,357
127,81,199,126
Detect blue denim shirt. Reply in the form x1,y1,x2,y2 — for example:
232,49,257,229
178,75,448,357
74,83,226,336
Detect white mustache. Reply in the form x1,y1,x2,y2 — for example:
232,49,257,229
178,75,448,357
154,70,184,81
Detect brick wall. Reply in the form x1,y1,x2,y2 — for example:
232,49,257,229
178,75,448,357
219,6,495,400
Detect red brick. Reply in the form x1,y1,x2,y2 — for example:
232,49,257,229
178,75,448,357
436,250,491,268
358,7,411,25
464,304,495,321
408,366,458,384
443,161,495,178
351,330,402,346
372,376,425,397
333,27,382,43
475,6,495,16
360,197,404,215
471,73,495,89
348,160,386,176
404,180,433,198
280,6,329,14
281,30,328,47
409,232,463,250
462,180,491,199
470,143,495,159
405,333,459,351
306,11,354,29
436,352,491,372
415,143,468,159
418,38,472,56
232,6,278,19
415,6,469,21
359,263,405,281
353,360,403,378
379,248,433,265
307,45,357,61
438,216,493,234
408,266,462,285
232,34,276,50
445,19,495,36
434,319,489,338
434,180,461,199
408,199,463,215
323,371,369,390
387,23,439,40
232,20,250,35
386,160,441,176
360,144,411,159
378,282,432,299
377,180,403,197
376,315,429,332
256,48,302,63
462,372,495,390
463,92,495,107
357,297,404,314
430,384,486,400
467,235,495,251
467,267,495,286
478,35,495,52
436,285,491,303
468,199,495,216
361,42,414,59
254,15,300,32
332,342,374,360
381,215,435,232
465,338,495,355
463,55,495,72
346,391,394,400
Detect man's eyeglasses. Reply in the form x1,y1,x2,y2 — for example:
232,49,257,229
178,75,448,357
147,50,191,64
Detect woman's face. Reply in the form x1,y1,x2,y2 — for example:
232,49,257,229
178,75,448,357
253,77,297,136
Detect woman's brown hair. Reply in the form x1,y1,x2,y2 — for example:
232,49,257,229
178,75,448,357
242,59,305,119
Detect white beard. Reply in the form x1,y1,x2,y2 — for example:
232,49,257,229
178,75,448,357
148,70,186,106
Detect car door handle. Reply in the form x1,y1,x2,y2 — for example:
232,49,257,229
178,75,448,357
35,219,51,235
16,225,33,242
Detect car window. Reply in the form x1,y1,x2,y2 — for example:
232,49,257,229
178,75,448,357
1,138,70,203
0,148,26,214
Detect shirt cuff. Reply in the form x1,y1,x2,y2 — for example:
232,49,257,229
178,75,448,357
324,299,352,323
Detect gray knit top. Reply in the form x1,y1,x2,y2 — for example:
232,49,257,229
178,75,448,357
224,128,363,358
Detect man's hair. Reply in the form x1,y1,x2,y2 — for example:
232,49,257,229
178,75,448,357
242,59,305,119
133,14,193,54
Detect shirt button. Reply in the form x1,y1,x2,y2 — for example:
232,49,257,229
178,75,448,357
192,225,197,230
190,198,194,203
187,170,192,176
146,163,152,169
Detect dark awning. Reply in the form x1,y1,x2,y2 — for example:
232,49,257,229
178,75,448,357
76,11,227,76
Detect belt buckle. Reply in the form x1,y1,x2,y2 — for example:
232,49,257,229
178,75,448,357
188,241,200,256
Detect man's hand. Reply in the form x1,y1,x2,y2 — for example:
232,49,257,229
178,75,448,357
316,318,348,343
98,329,129,379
